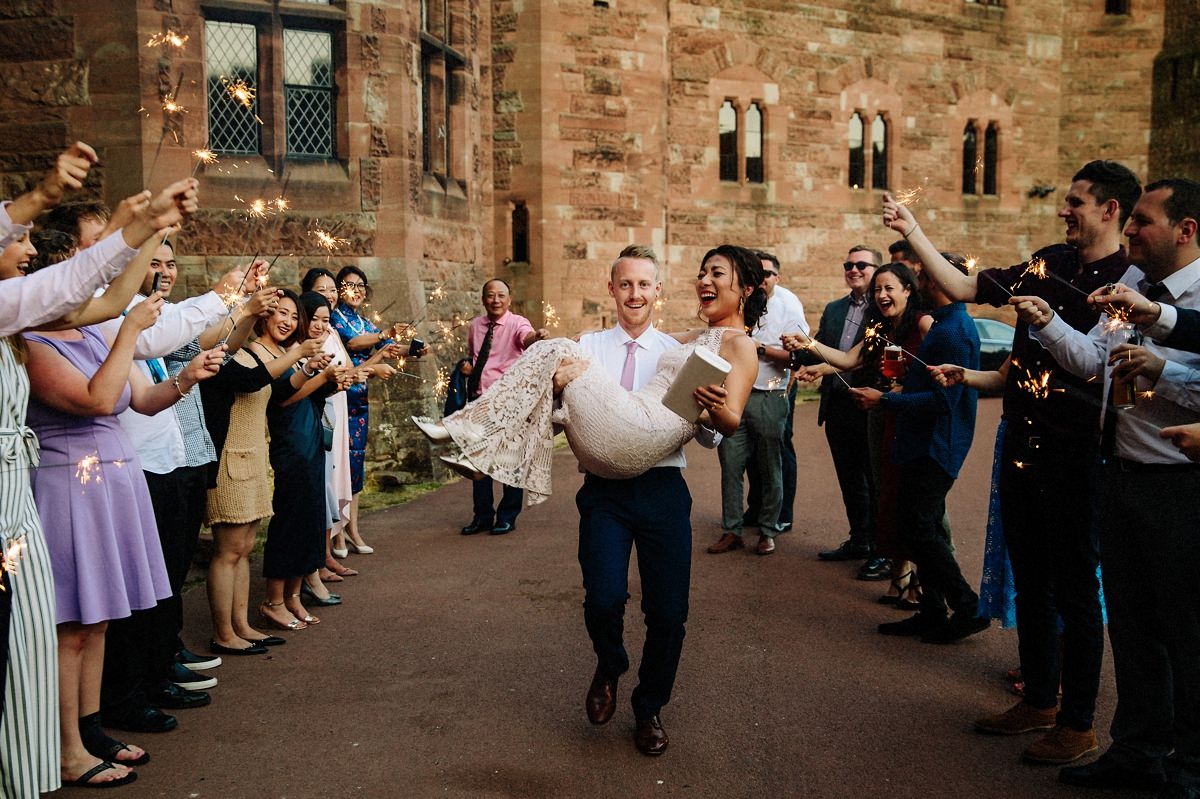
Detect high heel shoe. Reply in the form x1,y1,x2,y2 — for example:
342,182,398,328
345,539,373,555
411,415,452,443
332,545,349,558
287,594,320,625
878,570,914,606
440,452,484,481
301,583,342,606
259,600,307,631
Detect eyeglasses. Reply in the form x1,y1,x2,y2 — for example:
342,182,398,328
762,270,779,278
843,261,875,272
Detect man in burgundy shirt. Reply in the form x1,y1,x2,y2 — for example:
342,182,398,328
459,279,547,535
882,161,1141,768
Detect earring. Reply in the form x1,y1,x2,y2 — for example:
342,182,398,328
738,296,745,311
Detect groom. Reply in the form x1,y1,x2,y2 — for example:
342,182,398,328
553,245,718,756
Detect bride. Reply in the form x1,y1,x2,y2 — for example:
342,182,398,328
415,244,764,504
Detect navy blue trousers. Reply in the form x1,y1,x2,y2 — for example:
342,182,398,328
577,468,691,720
471,476,523,527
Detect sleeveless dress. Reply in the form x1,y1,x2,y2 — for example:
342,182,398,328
442,328,728,505
0,340,61,797
23,327,171,625
205,349,273,526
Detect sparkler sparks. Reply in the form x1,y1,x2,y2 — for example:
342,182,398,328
75,453,102,486
1137,389,1156,400
161,94,186,114
219,288,244,308
223,77,256,109
1101,306,1132,336
433,367,450,397
193,148,218,165
272,196,289,213
1021,257,1048,281
1015,369,1064,401
314,228,349,252
147,30,189,49
542,301,560,328
428,285,447,302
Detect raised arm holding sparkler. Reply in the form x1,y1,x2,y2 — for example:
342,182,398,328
4,142,98,232
881,192,980,301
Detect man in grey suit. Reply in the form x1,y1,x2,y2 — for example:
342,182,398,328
807,245,884,577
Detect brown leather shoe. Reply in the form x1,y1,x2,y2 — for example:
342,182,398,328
634,715,668,756
1023,725,1099,765
755,535,776,556
585,668,617,725
706,533,743,554
974,700,1057,735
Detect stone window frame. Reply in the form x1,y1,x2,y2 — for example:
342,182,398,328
1105,0,1131,14
200,1,347,173
421,0,469,196
716,97,768,185
847,110,890,191
961,118,1002,197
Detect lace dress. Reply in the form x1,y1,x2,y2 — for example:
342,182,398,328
442,328,729,505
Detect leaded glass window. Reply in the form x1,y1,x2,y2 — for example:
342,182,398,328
205,20,260,155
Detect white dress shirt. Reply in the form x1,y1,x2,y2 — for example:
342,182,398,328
752,286,809,390
0,202,31,249
578,325,696,469
0,230,139,337
1033,258,1200,464
97,291,228,359
117,359,187,475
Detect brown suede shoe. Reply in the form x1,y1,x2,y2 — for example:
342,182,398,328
1023,725,1099,765
706,532,743,554
973,700,1057,735
634,715,668,756
755,535,776,556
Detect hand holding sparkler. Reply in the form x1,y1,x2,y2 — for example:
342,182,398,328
794,363,834,383
1088,283,1162,326
1159,423,1200,463
178,344,226,391
1109,343,1165,384
780,331,813,351
97,190,153,243
9,142,99,224
121,178,200,248
849,387,885,410
881,192,920,238
121,292,165,334
370,363,398,381
242,285,282,318
1009,295,1056,329
211,266,249,304
929,364,966,388
297,337,326,360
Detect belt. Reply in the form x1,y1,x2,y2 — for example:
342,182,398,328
1107,457,1200,474
751,387,785,394
0,425,39,468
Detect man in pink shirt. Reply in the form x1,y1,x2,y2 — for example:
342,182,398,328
459,278,547,534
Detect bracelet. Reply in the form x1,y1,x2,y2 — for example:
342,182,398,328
301,363,317,377
171,374,190,398
903,222,920,239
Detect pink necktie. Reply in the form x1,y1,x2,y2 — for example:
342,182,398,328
620,340,638,391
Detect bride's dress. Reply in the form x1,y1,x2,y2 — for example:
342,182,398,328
442,327,729,505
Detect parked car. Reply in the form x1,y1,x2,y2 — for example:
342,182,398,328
973,317,1016,373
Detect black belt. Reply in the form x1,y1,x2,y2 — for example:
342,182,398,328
1107,457,1200,474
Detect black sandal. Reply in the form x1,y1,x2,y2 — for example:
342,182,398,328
80,713,150,767
69,761,138,788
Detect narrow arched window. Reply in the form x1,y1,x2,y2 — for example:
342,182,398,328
962,121,979,195
745,102,764,184
871,115,888,190
848,112,865,189
512,201,529,263
983,122,999,196
719,100,738,182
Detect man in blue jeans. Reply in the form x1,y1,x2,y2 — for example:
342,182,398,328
553,245,718,756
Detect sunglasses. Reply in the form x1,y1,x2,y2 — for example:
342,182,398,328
843,261,875,272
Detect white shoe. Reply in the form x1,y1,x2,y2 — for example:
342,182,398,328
346,540,374,555
411,415,452,443
332,546,349,559
440,453,484,481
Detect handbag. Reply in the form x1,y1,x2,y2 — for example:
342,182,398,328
321,409,335,452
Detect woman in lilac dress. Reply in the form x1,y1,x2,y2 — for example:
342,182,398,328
23,295,220,788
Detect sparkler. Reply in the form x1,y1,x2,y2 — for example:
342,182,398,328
147,30,189,49
189,147,218,179
75,452,102,486
220,77,263,125
542,301,560,328
1015,369,1064,401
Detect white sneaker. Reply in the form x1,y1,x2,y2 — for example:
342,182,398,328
440,453,484,481
411,416,452,443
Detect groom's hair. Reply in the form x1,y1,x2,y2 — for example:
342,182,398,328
610,244,661,281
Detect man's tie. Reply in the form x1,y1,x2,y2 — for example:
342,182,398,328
146,358,168,384
467,321,495,399
620,340,638,391
1144,282,1169,302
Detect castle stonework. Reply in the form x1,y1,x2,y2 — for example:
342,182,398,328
0,0,1174,481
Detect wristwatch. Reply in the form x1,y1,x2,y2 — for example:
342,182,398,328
756,344,766,359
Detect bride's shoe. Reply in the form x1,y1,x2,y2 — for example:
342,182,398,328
411,416,452,443
440,453,484,481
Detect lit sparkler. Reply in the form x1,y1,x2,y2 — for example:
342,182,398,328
428,285,447,302
1021,257,1048,281
1015,369,1064,401
314,228,349,252
161,93,186,115
1101,305,1132,336
147,30,188,49
433,367,451,398
542,301,560,328
75,452,102,486
223,77,256,109
1137,389,1156,400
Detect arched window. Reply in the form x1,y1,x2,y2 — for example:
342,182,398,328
745,102,764,184
848,112,865,189
871,115,888,190
983,122,999,196
512,201,529,263
719,100,738,182
962,121,979,195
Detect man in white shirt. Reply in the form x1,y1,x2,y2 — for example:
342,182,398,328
556,245,715,757
1014,178,1200,794
708,250,809,556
